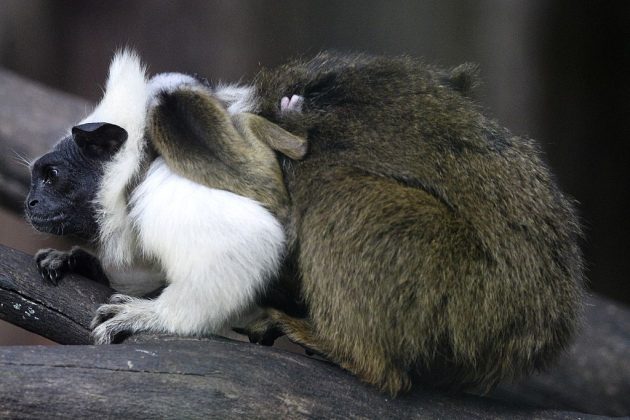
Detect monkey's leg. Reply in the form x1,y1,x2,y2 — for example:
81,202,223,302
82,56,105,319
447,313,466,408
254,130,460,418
236,272,308,346
291,167,468,395
35,246,109,286
266,309,411,395
91,257,278,345
233,316,284,346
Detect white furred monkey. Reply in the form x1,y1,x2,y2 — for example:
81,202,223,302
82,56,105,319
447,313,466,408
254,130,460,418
26,50,305,344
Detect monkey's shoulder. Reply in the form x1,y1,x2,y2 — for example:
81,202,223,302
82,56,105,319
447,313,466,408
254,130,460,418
254,52,480,120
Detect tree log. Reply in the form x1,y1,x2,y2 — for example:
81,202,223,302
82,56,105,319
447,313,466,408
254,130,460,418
0,336,606,419
0,243,628,417
2,244,601,418
0,67,629,418
0,244,112,344
491,294,630,417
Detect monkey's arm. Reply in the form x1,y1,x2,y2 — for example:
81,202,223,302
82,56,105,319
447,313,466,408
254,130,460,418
35,246,109,286
147,78,305,224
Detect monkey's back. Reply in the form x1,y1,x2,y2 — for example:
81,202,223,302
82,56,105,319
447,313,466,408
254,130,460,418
255,53,584,392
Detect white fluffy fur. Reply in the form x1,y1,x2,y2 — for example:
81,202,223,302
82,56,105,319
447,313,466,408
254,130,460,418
86,49,150,267
149,74,258,115
105,265,165,297
148,72,198,96
86,51,283,343
123,159,282,334
214,83,258,114
147,72,204,109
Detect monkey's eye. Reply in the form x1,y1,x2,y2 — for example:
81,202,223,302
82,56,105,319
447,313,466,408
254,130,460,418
43,167,59,185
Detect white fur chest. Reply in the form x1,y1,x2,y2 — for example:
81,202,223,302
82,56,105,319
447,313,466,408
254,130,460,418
103,263,165,297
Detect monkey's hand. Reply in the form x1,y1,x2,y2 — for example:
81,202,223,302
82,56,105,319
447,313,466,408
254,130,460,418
91,294,160,344
35,248,77,285
34,246,109,286
280,94,304,113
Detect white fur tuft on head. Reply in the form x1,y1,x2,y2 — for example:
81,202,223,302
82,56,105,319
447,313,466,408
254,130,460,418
85,49,150,267
83,52,284,339
82,49,149,130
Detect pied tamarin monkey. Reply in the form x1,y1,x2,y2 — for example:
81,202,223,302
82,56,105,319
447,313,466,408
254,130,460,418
25,50,583,395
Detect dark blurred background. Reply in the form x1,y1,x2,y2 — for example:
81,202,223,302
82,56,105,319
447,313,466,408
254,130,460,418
0,1,628,343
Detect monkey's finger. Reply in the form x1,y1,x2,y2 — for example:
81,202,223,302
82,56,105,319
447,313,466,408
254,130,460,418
92,323,114,345
280,96,290,111
91,317,133,345
289,95,304,111
91,304,123,328
34,248,54,265
41,268,59,286
50,269,60,285
108,294,134,304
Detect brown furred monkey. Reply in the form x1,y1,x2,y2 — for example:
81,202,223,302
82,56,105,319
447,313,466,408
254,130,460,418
26,51,583,396
149,52,584,395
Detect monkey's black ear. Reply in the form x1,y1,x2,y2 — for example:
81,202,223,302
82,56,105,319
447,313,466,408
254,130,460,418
72,122,128,160
233,113,308,160
440,63,481,97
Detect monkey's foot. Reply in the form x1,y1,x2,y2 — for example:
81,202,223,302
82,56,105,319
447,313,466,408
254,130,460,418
233,317,284,346
34,248,77,285
280,94,304,113
91,294,158,344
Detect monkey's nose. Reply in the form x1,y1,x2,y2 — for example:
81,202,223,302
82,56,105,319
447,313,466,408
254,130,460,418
28,199,39,208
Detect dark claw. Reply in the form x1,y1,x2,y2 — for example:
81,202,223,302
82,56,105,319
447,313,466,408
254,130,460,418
34,249,71,286
45,268,59,286
92,306,117,327
67,256,77,271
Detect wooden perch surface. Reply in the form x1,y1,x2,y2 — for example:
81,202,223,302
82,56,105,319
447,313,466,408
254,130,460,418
0,232,629,418
0,335,607,420
0,243,599,419
0,244,112,344
1,68,629,418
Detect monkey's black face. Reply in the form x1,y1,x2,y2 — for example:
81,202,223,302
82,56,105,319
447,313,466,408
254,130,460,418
25,122,128,240
26,138,102,239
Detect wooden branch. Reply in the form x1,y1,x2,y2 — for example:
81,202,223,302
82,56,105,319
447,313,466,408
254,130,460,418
0,242,628,417
490,294,630,417
1,243,594,417
0,244,112,344
0,336,603,419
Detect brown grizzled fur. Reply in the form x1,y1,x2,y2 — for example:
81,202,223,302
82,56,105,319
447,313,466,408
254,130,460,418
154,52,585,395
